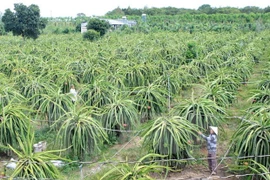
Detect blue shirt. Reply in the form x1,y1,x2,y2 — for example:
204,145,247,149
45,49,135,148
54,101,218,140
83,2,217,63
201,133,217,153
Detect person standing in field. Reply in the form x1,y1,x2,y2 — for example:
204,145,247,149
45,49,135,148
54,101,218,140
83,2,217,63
198,126,218,175
70,84,77,103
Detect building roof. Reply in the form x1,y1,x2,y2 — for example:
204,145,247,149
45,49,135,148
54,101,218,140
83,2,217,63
107,19,125,25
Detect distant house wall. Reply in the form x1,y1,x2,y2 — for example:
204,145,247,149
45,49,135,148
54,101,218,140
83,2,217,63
81,26,87,33
81,22,88,33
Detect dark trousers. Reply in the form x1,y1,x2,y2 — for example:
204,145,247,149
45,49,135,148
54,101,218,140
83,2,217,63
208,152,217,172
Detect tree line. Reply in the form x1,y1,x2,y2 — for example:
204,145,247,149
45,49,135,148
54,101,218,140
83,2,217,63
1,3,270,39
106,4,270,16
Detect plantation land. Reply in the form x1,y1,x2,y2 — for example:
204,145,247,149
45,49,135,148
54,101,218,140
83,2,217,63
0,20,269,179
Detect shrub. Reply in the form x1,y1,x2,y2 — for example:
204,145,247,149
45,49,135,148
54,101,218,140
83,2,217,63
62,28,70,34
231,116,270,169
83,29,100,41
141,115,198,168
8,127,66,179
86,18,110,36
101,153,170,180
0,23,6,35
75,23,82,32
54,106,108,160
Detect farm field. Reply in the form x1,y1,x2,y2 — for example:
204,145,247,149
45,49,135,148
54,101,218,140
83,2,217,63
0,22,270,179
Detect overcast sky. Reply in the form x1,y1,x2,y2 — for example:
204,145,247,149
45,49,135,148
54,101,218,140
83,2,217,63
0,0,269,17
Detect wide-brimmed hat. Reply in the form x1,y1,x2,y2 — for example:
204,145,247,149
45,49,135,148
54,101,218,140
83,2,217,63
209,126,218,135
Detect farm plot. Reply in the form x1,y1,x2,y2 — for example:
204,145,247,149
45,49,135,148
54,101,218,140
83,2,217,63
0,30,269,179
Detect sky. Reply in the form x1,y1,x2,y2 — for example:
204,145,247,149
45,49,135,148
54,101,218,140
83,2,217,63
0,0,269,17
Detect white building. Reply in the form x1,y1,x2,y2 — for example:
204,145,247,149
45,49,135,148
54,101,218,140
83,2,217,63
81,22,88,33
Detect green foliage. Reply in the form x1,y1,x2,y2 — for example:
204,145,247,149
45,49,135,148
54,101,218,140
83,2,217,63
0,21,269,178
246,104,270,120
34,126,57,144
106,7,125,16
80,79,114,107
1,9,15,32
101,153,170,180
0,104,30,148
240,6,262,14
141,115,198,168
0,85,26,109
173,65,198,89
264,6,270,13
106,5,265,16
209,72,241,93
35,86,73,126
231,116,270,169
229,61,252,83
87,18,110,36
44,11,270,34
190,59,214,76
132,83,167,120
201,81,235,107
77,13,86,17
62,28,70,34
54,106,108,160
8,128,66,179
215,7,241,14
83,29,100,41
185,42,199,61
249,89,270,104
198,4,213,14
258,78,270,90
155,72,181,95
229,159,270,180
248,160,270,180
21,76,48,108
119,24,133,34
123,63,148,87
39,18,48,32
0,22,6,35
75,23,82,32
2,3,42,39
101,92,138,136
172,93,226,130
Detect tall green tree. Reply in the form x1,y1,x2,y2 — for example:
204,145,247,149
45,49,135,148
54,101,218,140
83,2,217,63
2,3,42,39
198,4,213,14
106,7,125,16
87,18,110,36
1,9,15,32
264,6,270,13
